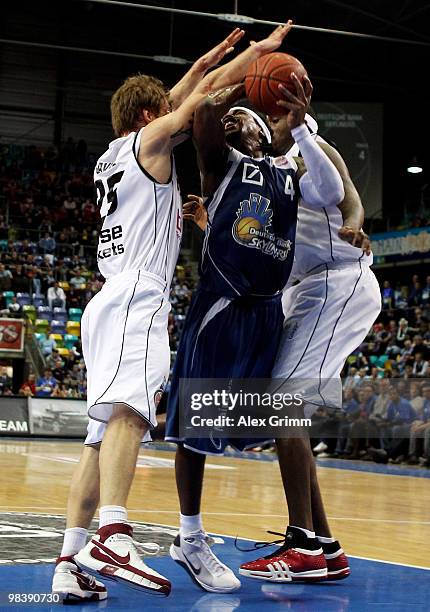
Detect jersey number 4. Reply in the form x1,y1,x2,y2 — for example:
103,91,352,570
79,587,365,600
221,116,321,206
95,171,124,220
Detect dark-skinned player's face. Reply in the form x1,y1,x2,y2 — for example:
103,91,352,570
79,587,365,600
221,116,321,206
221,110,263,154
267,114,292,156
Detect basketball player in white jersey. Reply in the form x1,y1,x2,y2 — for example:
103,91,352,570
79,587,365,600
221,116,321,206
240,83,381,582
52,23,294,601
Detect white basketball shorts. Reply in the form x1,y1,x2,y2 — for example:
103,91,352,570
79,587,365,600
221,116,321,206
81,270,170,445
272,262,381,411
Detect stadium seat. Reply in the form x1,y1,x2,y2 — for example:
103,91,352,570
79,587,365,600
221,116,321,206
66,321,81,337
64,334,79,349
22,304,36,322
37,306,53,322
56,347,70,357
51,320,66,334
35,319,50,334
34,332,47,343
59,281,70,291
68,307,83,322
53,307,68,322
32,294,45,307
49,333,64,347
2,291,15,307
16,292,31,306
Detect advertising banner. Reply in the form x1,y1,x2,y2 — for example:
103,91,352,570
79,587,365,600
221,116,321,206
371,226,430,264
0,398,29,435
28,398,87,437
0,319,25,352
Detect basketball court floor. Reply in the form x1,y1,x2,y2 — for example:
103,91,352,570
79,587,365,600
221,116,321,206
0,438,429,610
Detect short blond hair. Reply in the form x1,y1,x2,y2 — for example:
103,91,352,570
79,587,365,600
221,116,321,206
110,73,168,136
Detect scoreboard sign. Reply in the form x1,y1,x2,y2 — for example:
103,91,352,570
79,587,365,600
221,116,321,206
313,102,383,219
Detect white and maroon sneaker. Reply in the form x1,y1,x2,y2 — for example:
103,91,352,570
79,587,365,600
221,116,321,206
321,540,350,580
74,523,171,596
239,527,327,582
52,556,107,602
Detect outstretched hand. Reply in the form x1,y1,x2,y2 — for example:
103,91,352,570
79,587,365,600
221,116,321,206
183,194,208,232
195,28,245,72
250,20,293,54
338,226,372,255
276,73,313,129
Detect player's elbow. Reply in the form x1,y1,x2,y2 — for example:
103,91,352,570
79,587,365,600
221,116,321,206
326,181,345,207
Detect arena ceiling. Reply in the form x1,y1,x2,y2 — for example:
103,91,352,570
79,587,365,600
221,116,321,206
2,0,430,220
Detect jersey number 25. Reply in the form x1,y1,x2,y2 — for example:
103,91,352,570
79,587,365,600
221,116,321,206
95,171,124,220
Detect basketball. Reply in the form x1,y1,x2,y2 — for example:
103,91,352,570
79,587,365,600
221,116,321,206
245,52,308,117
235,217,261,242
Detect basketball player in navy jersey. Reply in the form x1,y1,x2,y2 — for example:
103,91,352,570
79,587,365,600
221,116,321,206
165,74,346,590
51,23,295,601
239,86,381,583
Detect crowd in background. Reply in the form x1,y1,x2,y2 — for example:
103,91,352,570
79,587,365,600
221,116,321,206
1,142,430,467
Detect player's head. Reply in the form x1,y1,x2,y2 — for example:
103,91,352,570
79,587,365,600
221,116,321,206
221,100,271,157
268,109,318,155
111,73,171,136
268,109,318,156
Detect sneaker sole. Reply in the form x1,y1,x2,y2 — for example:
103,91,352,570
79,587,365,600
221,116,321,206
52,576,107,601
326,567,350,580
74,550,170,596
239,567,327,582
170,544,241,593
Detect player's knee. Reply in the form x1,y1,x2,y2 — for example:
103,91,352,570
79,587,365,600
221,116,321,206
110,404,147,431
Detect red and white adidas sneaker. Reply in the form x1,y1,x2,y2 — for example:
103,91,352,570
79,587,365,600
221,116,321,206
321,540,350,580
52,556,107,602
239,527,327,582
74,523,171,596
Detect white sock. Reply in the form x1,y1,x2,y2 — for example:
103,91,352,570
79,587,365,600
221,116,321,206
99,505,127,528
180,513,203,536
317,535,335,543
60,527,88,557
290,525,315,538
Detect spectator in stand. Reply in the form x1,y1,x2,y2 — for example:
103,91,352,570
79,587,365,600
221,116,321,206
381,280,394,309
412,352,429,377
19,373,36,397
397,318,410,344
7,296,22,316
409,281,423,307
412,335,429,359
69,269,86,289
0,263,13,291
40,335,56,357
0,366,12,394
422,276,430,305
39,232,56,255
35,368,58,397
47,281,66,310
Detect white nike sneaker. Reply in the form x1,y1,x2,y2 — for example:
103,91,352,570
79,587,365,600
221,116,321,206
170,530,241,593
74,523,171,596
52,556,107,602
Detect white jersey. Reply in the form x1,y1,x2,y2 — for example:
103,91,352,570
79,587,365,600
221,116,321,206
94,128,182,287
286,135,372,283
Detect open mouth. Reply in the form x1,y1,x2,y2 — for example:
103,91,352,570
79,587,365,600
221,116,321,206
222,116,240,132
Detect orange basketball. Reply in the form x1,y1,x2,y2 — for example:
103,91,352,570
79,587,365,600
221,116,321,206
245,52,308,117
236,217,261,242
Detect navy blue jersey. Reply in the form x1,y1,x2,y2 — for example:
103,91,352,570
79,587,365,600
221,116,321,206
199,148,300,297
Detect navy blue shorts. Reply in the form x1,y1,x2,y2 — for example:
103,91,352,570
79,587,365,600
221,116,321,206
165,288,283,455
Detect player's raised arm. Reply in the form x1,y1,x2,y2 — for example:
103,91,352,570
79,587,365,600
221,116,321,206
169,28,245,109
193,84,245,177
